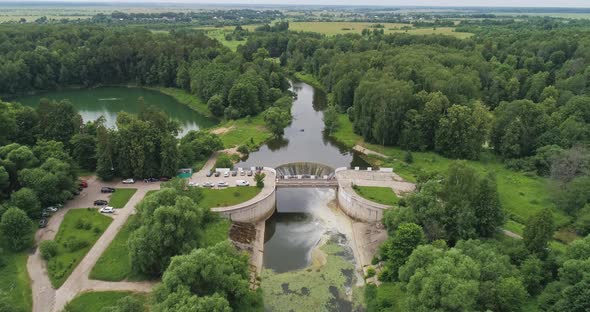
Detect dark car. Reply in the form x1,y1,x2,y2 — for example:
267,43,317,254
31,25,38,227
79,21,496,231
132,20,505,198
231,171,237,177
39,218,48,228
206,172,213,177
94,199,108,206
79,180,88,188
41,211,51,218
214,172,220,177
73,189,81,195
144,177,158,183
159,177,170,182
101,187,116,193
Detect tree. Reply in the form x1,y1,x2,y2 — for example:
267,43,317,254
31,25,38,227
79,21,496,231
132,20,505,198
152,287,231,312
379,223,425,281
70,133,97,171
207,94,226,117
154,242,261,311
322,105,339,134
9,188,41,219
473,173,504,237
523,208,555,255
0,207,33,251
263,107,291,137
520,256,546,295
214,154,233,169
100,295,144,312
36,99,80,145
254,172,266,188
440,161,479,243
435,104,490,160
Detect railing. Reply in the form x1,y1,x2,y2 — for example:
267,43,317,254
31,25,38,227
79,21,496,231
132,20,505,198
276,179,338,188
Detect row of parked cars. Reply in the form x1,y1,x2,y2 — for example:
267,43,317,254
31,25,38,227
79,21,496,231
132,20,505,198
121,177,170,184
188,180,250,188
206,169,254,178
39,179,89,228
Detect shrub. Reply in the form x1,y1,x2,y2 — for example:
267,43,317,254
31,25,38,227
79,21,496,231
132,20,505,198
75,218,91,230
215,153,233,169
237,145,249,155
39,240,59,260
404,151,414,164
366,267,376,278
63,237,88,252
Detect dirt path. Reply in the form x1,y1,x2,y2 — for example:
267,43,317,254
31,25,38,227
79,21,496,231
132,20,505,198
27,178,160,312
501,228,523,239
353,144,388,159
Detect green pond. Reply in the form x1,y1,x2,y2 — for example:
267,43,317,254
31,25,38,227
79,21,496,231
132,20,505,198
15,87,217,136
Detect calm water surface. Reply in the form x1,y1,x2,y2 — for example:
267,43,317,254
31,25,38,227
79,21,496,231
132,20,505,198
16,87,217,136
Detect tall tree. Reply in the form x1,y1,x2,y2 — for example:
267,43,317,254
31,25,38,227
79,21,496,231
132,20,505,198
523,208,555,256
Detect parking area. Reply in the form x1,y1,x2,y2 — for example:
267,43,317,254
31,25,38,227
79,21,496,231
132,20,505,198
189,167,271,189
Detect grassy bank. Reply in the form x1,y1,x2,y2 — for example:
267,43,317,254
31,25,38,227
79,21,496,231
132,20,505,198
64,291,146,312
108,188,137,208
261,238,363,311
48,209,112,288
331,113,571,230
0,246,31,311
293,72,325,90
155,87,216,119
353,186,399,206
213,115,273,149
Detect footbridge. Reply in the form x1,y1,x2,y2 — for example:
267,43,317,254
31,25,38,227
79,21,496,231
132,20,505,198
276,178,338,188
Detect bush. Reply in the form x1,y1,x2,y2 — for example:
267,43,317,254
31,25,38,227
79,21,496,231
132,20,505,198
366,267,376,278
63,237,89,252
75,218,91,230
215,153,233,169
237,145,249,155
40,240,59,260
404,151,414,164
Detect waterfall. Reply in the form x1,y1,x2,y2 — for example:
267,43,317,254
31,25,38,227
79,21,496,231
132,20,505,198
275,162,335,178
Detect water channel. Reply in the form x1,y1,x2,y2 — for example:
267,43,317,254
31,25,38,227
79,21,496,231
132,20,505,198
238,81,368,311
16,86,218,136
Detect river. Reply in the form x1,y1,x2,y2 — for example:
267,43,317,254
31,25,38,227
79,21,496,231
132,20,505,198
241,81,366,311
15,86,217,136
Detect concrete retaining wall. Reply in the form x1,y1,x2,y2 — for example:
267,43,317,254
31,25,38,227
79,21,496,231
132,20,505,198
212,167,277,223
337,185,390,222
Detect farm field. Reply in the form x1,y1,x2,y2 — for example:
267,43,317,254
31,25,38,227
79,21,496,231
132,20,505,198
288,21,473,38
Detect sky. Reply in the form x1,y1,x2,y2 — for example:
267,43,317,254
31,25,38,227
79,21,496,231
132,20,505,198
8,0,590,8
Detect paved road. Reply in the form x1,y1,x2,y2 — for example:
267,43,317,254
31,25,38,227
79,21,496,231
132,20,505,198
28,177,160,312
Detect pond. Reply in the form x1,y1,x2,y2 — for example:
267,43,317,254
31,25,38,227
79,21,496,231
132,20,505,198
15,87,217,136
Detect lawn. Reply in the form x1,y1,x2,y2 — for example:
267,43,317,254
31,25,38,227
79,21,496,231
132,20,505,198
90,216,146,282
331,113,571,231
108,188,137,208
202,218,231,247
47,209,112,288
213,115,273,149
64,291,145,312
200,187,262,208
288,21,473,39
353,186,399,206
0,246,31,311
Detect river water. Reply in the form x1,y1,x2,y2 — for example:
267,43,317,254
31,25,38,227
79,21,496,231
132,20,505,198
16,86,217,136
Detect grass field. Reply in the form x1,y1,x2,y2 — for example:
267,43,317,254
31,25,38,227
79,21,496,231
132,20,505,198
353,186,399,206
108,188,137,208
89,216,145,282
64,291,145,312
200,187,262,208
288,22,473,39
0,246,31,311
47,209,112,288
331,113,571,232
213,115,273,149
155,87,216,119
194,25,258,51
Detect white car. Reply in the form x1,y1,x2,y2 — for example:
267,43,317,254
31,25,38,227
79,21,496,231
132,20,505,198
203,182,214,188
45,206,58,212
218,181,229,187
223,171,230,177
99,206,114,213
188,181,199,187
122,178,135,184
235,180,250,187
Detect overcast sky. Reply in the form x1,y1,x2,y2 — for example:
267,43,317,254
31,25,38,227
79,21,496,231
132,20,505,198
9,0,590,8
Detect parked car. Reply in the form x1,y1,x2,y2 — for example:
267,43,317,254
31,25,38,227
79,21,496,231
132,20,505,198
79,180,88,188
206,171,213,177
240,170,245,176
39,218,48,228
101,187,116,193
99,206,114,213
217,181,229,187
41,211,51,218
45,206,58,213
223,171,230,178
73,189,80,195
203,182,214,188
214,172,220,177
231,171,237,177
247,170,253,176
159,177,170,182
94,199,108,206
188,181,199,187
235,180,250,187
122,178,135,184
